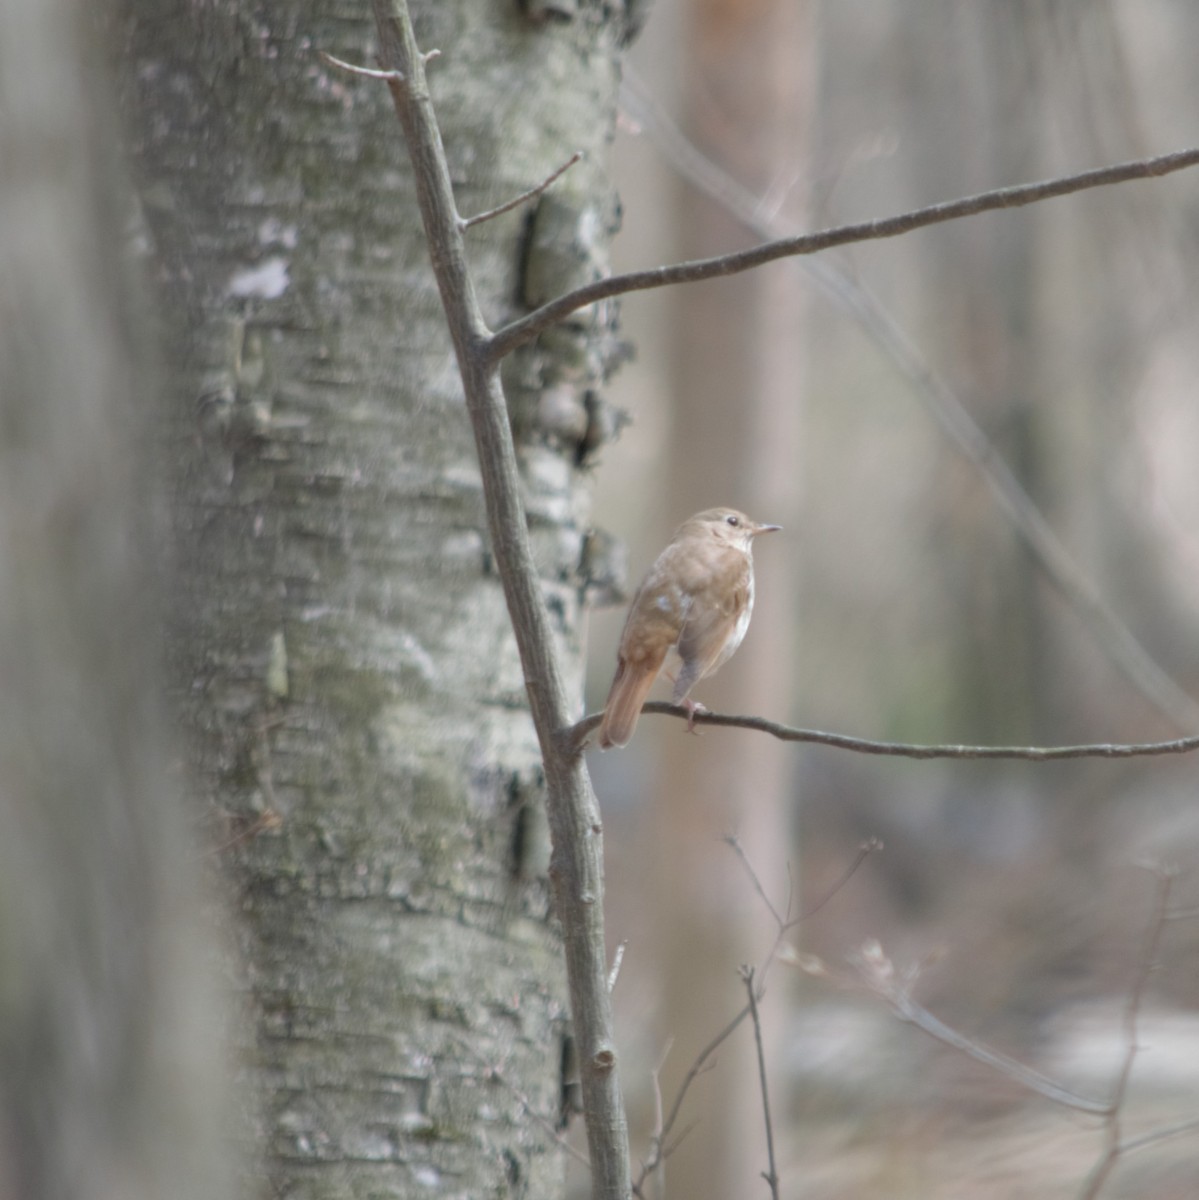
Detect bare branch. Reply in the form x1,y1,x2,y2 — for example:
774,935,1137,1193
447,1033,592,1173
618,66,1199,731
1079,866,1176,1200
740,967,781,1200
461,150,584,230
725,835,785,928
318,50,403,81
800,839,882,920
562,703,1199,762
849,944,1110,1115
607,940,626,993
488,146,1199,363
633,841,875,1195
368,4,631,1196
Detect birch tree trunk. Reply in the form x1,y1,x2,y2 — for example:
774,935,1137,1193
123,1,628,1194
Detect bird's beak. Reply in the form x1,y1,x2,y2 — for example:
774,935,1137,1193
753,523,782,536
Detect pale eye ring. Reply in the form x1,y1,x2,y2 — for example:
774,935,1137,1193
726,514,739,526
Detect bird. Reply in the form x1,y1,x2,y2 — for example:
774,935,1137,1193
597,508,781,749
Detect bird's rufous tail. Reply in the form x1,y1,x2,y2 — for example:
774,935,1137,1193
598,659,660,748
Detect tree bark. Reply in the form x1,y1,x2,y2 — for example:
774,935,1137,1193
123,1,627,1195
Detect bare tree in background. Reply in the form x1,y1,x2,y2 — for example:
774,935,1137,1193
0,2,231,1197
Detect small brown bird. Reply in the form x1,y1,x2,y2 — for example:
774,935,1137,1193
598,508,781,749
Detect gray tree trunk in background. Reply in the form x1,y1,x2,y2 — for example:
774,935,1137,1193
123,1,628,1194
0,2,232,1198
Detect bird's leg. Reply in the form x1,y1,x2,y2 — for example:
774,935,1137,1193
680,697,709,735
672,659,706,735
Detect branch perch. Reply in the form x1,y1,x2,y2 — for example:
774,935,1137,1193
488,146,1199,362
562,703,1199,762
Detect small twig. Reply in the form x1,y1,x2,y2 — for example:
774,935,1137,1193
641,1040,672,1200
725,835,785,928
841,941,1109,1114
1078,866,1176,1200
1112,1115,1199,1158
447,1033,592,1172
607,940,626,993
318,50,403,81
633,841,876,1196
561,704,1199,762
740,967,781,1200
487,145,1199,362
461,150,584,230
801,838,882,919
887,980,1109,1114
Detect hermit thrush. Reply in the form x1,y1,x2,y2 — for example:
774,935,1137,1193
597,508,781,749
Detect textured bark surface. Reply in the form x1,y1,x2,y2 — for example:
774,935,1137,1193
122,1,626,1195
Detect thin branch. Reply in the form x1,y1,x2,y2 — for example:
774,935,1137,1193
318,50,403,81
847,944,1110,1115
447,1033,592,1173
1079,866,1176,1200
800,838,882,920
641,1040,672,1200
461,150,584,230
487,145,1199,363
618,66,1199,731
368,4,631,1197
562,703,1199,762
1111,1115,1199,1158
740,967,781,1200
633,841,878,1195
607,940,626,993
725,835,785,927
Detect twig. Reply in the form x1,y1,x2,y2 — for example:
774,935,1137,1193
561,703,1199,762
447,1033,592,1173
368,4,631,1197
318,50,403,81
740,967,781,1200
633,841,878,1195
607,940,625,993
881,974,1110,1115
1078,866,1176,1200
461,150,584,230
642,1040,672,1200
800,839,881,919
725,835,784,927
618,66,1199,731
487,145,1199,363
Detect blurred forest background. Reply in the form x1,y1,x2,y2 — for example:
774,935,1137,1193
585,1,1199,1196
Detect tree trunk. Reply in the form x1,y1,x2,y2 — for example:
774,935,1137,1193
123,1,627,1194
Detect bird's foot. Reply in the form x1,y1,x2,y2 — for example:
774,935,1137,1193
681,699,708,735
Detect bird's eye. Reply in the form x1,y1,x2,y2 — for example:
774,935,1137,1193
726,514,739,526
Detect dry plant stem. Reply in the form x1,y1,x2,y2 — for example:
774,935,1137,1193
1079,867,1176,1200
563,703,1199,761
740,967,781,1200
368,4,631,1197
489,145,1199,363
633,842,877,1194
884,985,1109,1114
618,68,1199,730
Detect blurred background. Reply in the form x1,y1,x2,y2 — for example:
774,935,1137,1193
581,2,1199,1196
